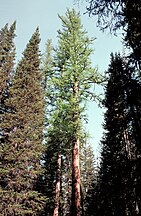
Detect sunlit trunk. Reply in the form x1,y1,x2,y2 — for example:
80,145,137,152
71,80,81,216
72,137,81,216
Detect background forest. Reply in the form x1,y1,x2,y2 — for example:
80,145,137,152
0,0,141,216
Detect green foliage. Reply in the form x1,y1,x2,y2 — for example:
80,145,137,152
124,0,141,71
80,141,96,214
90,53,141,216
0,27,46,215
83,0,141,71
0,22,16,114
42,8,101,215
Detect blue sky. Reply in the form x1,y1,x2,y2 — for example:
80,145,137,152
0,0,123,158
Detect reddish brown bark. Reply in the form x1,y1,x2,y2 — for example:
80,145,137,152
72,138,81,216
53,154,62,216
71,80,81,216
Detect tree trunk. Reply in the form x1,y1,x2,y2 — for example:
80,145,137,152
53,154,62,216
72,137,81,216
71,80,81,216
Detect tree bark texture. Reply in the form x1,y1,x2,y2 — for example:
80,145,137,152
71,81,81,216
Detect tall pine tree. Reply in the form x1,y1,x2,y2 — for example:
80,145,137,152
43,8,100,216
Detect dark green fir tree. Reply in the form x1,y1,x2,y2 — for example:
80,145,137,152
93,53,141,216
0,28,46,215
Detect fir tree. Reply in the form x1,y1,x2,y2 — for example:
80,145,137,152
95,53,141,215
0,20,16,170
0,28,46,215
0,22,16,113
0,21,16,212
0,22,16,148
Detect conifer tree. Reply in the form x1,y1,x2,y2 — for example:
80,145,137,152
42,111,72,216
0,28,46,215
43,8,100,216
80,141,96,214
0,21,16,212
0,22,16,114
0,21,16,172
124,0,141,70
80,0,141,71
95,53,141,216
42,124,61,216
57,9,100,216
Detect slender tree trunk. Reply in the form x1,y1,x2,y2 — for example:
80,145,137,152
71,80,81,216
72,137,81,216
53,154,62,216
